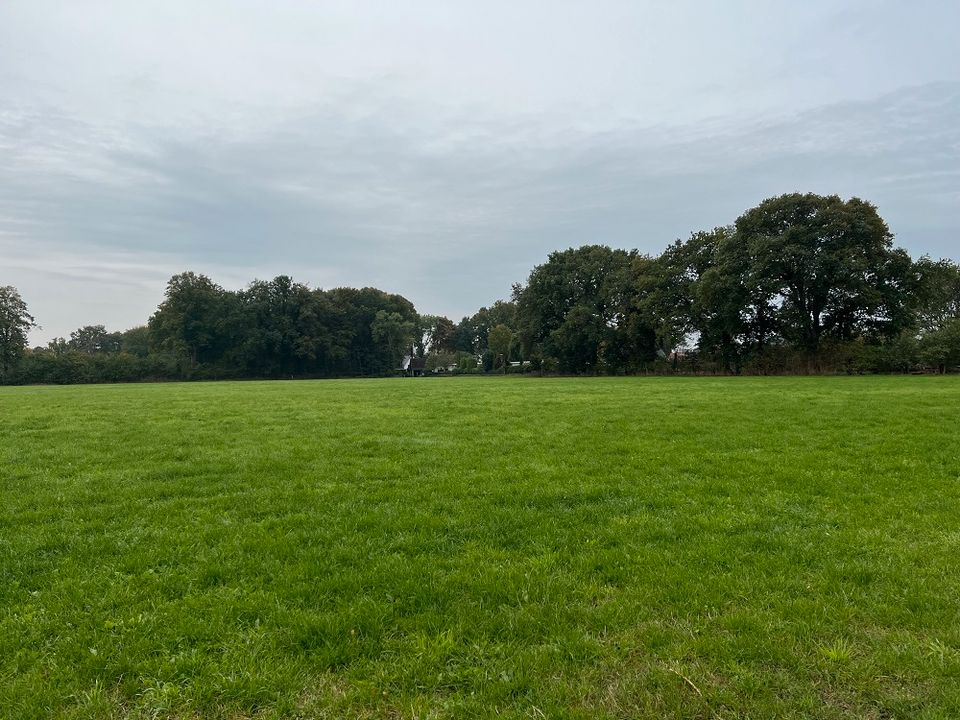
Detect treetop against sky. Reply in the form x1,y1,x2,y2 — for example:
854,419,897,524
1,2,958,343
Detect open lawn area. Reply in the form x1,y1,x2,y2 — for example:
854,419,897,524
2,376,959,719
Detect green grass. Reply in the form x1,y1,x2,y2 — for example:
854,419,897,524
2,376,959,719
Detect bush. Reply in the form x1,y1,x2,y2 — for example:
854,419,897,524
919,319,960,373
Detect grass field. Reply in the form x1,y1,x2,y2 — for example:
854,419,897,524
2,376,959,719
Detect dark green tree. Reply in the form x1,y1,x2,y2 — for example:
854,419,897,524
692,226,780,369
68,325,122,354
0,286,36,379
427,315,457,354
456,300,517,354
514,245,636,373
328,287,418,375
734,194,909,355
47,337,70,355
372,310,416,371
235,276,312,376
148,272,235,371
911,258,960,331
120,326,151,358
487,323,514,373
919,318,960,373
630,233,725,366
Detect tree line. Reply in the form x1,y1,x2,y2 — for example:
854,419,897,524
2,193,958,384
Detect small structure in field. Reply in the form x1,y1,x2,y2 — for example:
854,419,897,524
401,354,426,377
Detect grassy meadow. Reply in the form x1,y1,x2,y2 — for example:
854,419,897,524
2,376,960,719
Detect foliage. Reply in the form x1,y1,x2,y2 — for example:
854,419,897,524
371,310,416,371
3,193,959,384
327,286,418,376
732,194,908,353
420,315,458,355
487,323,514,372
919,318,960,372
148,272,232,370
912,257,960,331
455,300,517,355
68,324,122,354
121,325,151,357
514,245,642,373
0,285,36,379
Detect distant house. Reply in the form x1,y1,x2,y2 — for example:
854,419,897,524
401,354,426,377
431,363,459,374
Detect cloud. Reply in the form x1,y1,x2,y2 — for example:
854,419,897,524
1,3,958,342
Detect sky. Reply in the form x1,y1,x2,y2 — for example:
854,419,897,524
2,1,959,344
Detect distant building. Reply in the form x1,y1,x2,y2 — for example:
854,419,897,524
401,354,426,376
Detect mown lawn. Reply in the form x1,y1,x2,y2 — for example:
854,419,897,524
1,376,959,719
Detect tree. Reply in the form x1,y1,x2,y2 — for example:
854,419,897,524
734,194,907,356
919,318,960,373
235,276,319,377
425,315,457,354
514,245,635,373
328,287,418,375
68,325,122,354
487,324,514,373
456,301,517,354
0,286,36,379
120,326,151,358
453,316,479,353
912,258,960,332
692,226,779,370
47,337,70,355
630,233,726,366
289,289,350,376
371,310,415,371
148,272,234,371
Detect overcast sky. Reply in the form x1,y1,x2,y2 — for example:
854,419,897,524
3,1,959,343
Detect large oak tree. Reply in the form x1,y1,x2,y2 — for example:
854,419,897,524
0,286,36,379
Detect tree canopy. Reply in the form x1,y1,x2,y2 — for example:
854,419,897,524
0,286,36,379
3,193,959,384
